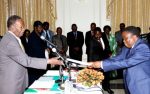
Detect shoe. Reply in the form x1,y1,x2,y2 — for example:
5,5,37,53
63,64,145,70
106,89,114,94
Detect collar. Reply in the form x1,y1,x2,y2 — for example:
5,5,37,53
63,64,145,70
131,44,135,48
8,31,21,42
131,38,141,48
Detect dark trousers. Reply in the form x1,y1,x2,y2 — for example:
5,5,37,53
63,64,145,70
28,68,46,86
102,71,111,90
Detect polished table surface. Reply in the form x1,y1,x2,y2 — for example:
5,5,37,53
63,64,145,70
24,70,103,94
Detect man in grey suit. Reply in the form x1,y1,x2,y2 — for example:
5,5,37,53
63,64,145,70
0,15,63,94
52,27,68,57
89,26,150,94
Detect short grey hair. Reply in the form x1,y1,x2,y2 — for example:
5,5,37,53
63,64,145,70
7,15,21,28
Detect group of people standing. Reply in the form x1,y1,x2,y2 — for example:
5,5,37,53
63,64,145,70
20,21,116,94
1,15,150,94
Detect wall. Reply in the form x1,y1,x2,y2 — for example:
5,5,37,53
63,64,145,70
56,0,110,61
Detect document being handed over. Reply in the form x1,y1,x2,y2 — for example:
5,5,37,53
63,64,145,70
66,58,92,66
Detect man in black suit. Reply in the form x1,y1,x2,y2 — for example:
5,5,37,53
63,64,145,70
85,23,96,61
27,21,47,85
67,24,84,61
89,27,114,94
28,21,47,58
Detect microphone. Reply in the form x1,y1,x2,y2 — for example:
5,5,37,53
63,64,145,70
41,36,66,84
52,48,65,63
40,36,56,48
41,35,65,66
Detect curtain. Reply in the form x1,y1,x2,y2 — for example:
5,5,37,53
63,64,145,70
107,0,150,34
0,0,56,35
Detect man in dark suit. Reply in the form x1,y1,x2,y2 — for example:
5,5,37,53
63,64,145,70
67,24,84,61
85,22,96,61
28,21,46,58
88,27,113,94
89,26,150,94
27,21,48,85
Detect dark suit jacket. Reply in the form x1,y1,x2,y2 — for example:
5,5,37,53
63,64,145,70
85,31,93,54
103,39,150,94
88,35,111,61
27,31,47,85
28,31,47,58
67,31,84,60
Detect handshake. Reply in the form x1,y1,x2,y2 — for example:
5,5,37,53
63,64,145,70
47,57,102,69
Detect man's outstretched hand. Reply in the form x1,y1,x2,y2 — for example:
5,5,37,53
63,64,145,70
47,57,64,66
88,61,101,69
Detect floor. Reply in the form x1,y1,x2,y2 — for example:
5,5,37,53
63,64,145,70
103,79,125,94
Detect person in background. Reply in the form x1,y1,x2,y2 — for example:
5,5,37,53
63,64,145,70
41,22,55,58
52,27,68,57
20,29,30,53
103,25,117,56
42,22,54,49
88,27,114,94
0,15,63,94
67,24,84,61
103,25,118,79
85,22,96,61
52,27,68,69
115,23,125,79
115,23,125,53
27,21,48,85
89,26,150,94
28,21,46,58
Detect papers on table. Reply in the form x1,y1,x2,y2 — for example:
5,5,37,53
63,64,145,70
66,58,92,66
74,83,102,92
38,76,53,81
29,80,55,88
43,70,68,76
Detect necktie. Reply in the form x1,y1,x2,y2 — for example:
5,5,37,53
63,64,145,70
46,31,49,40
60,36,64,48
98,40,103,49
91,31,94,36
74,32,77,39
